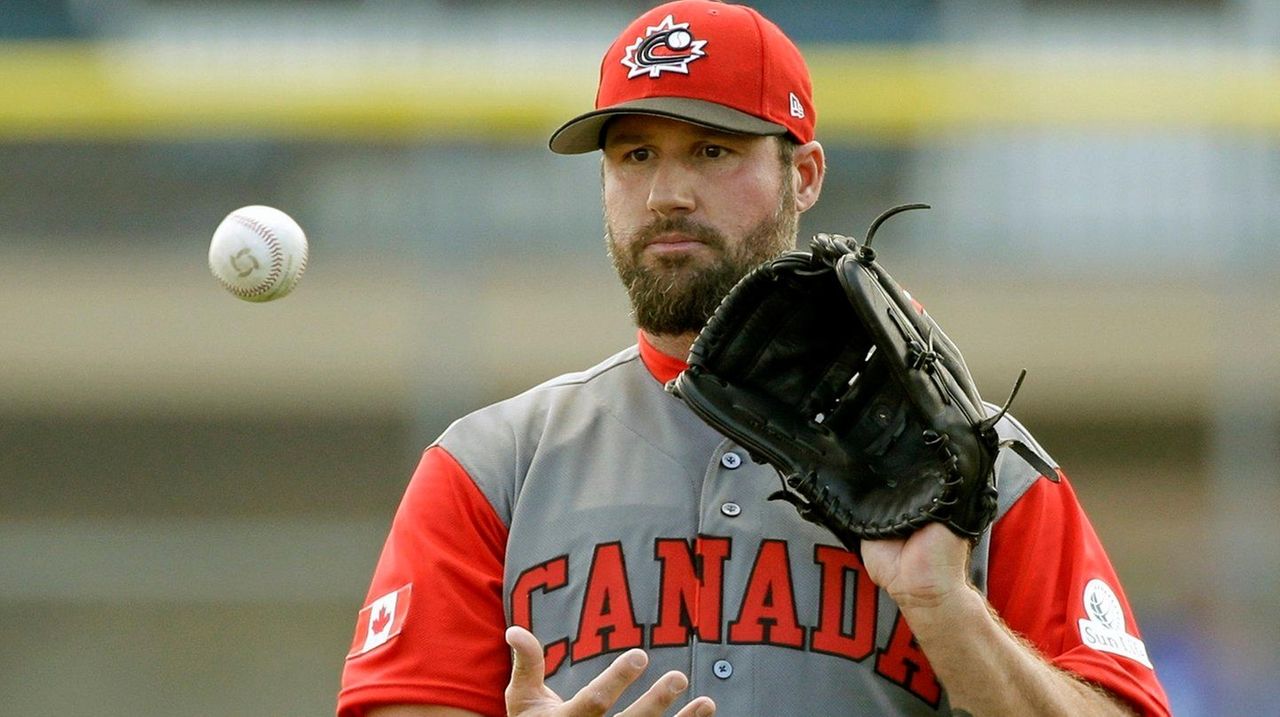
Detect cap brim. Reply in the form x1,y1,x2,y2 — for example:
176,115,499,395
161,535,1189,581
548,97,788,155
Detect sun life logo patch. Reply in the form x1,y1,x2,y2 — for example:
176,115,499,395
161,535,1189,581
1077,579,1152,668
621,15,708,79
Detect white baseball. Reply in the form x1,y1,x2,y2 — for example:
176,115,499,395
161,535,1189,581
208,205,309,302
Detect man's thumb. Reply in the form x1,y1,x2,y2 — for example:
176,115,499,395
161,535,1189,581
505,625,547,694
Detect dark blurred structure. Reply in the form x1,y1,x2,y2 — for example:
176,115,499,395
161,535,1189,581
1,0,78,38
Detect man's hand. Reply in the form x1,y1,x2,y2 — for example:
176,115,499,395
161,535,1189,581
505,626,716,717
860,522,973,611
861,526,1138,716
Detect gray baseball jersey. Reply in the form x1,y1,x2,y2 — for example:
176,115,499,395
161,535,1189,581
338,340,1169,716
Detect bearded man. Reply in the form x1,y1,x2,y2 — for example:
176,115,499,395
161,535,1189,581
338,3,1170,717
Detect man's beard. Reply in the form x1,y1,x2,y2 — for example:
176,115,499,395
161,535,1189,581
607,191,798,336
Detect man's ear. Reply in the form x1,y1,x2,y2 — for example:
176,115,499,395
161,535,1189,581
791,140,826,213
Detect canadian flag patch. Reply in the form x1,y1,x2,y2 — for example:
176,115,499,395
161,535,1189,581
347,583,412,659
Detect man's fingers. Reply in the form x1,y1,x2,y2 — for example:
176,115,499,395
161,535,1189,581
505,625,547,695
505,631,709,717
562,648,649,715
614,670,698,717
673,696,716,717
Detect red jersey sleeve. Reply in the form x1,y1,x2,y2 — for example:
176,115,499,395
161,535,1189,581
987,474,1171,716
337,446,510,717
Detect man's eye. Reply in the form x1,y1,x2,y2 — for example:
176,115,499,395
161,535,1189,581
628,148,651,161
702,145,726,158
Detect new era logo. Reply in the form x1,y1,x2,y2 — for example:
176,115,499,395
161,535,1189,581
789,92,805,119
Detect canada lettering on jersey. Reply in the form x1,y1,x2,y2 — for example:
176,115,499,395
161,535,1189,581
512,536,942,708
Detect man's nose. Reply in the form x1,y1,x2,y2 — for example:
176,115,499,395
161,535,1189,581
646,158,698,216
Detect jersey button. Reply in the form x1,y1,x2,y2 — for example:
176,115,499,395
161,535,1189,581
720,452,742,469
720,502,742,517
712,660,733,679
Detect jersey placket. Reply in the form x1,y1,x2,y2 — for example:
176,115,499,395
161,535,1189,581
689,439,760,711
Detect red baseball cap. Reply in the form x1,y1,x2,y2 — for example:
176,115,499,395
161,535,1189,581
549,0,815,154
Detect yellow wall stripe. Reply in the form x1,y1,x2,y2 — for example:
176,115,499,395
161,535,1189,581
1,41,1277,142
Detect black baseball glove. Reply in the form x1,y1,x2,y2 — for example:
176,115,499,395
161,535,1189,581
669,204,1056,549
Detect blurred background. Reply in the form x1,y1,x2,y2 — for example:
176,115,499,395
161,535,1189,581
1,0,1276,715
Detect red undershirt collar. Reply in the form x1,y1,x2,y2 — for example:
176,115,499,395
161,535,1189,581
637,331,688,384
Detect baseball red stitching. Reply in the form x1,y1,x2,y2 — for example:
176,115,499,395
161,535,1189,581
227,213,286,298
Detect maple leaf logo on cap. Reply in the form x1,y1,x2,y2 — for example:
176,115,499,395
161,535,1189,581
620,14,708,79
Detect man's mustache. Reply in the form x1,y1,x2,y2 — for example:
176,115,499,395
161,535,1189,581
631,218,726,254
